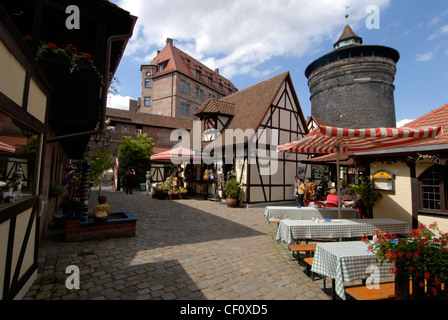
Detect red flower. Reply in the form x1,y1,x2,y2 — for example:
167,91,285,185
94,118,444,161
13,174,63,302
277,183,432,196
48,42,57,49
431,287,438,296
25,35,32,40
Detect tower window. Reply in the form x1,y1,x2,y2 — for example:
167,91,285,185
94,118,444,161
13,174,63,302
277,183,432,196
145,78,152,88
144,97,151,107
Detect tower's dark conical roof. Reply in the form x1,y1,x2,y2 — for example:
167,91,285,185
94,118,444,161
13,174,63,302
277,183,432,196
333,24,363,49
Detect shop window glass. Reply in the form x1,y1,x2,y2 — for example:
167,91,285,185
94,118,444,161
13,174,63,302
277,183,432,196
0,109,40,210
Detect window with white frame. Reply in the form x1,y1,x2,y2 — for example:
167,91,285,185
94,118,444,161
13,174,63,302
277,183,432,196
419,165,448,214
144,97,151,107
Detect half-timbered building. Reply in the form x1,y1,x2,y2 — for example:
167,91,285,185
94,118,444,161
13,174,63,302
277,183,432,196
0,0,135,300
194,72,310,205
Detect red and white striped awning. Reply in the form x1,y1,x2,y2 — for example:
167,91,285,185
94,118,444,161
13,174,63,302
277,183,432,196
0,141,15,153
277,125,443,154
278,125,443,219
151,146,209,163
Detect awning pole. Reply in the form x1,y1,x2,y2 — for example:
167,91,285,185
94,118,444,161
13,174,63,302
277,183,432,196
336,146,341,219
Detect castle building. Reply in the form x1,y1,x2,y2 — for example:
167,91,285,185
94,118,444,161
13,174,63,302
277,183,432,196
305,24,400,129
140,38,237,120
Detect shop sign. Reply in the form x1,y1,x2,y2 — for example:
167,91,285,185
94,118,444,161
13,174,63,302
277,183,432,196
418,155,448,166
372,170,395,191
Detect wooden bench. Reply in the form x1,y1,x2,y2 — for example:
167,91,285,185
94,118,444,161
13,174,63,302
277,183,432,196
288,244,317,261
303,257,327,289
345,282,395,300
346,281,445,300
304,257,315,280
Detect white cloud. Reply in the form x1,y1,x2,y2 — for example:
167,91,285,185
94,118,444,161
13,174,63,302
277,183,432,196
428,24,448,40
396,119,415,128
107,94,132,110
429,9,448,26
113,0,391,80
415,51,435,62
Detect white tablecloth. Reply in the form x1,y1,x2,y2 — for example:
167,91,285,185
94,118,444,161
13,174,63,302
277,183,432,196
276,218,411,244
264,206,357,222
311,241,393,300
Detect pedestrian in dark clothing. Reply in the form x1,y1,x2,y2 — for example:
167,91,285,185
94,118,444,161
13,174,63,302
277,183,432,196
125,169,135,194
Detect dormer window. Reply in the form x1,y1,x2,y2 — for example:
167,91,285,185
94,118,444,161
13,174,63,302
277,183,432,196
158,61,167,73
196,69,201,80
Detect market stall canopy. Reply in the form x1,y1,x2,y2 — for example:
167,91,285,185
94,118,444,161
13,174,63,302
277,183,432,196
151,146,210,164
277,125,443,218
0,141,15,153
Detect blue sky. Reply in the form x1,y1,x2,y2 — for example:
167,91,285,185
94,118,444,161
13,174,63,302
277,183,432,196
109,0,448,127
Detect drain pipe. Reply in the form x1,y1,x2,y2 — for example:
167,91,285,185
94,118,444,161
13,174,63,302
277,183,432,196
46,21,136,144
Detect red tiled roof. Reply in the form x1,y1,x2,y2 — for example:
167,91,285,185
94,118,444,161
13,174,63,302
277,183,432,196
106,108,193,130
194,99,235,117
400,104,448,148
198,72,299,147
150,42,237,93
307,115,336,127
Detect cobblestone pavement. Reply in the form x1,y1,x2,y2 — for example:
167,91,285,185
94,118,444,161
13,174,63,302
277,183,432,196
24,186,330,301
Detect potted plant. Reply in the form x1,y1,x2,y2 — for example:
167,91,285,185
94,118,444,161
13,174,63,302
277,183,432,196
224,178,241,207
168,187,178,200
353,176,383,218
362,222,448,300
178,188,188,199
49,183,64,199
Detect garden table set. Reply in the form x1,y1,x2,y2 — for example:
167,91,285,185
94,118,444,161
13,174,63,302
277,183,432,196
310,241,394,300
264,206,357,223
275,218,411,244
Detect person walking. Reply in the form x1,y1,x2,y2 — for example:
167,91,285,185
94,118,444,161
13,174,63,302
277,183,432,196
146,170,152,195
125,169,135,194
297,178,305,206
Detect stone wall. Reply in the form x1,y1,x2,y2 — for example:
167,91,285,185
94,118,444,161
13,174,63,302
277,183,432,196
308,56,397,128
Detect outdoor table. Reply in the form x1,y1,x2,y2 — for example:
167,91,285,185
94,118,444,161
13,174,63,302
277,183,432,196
264,206,357,222
276,218,411,244
311,241,393,300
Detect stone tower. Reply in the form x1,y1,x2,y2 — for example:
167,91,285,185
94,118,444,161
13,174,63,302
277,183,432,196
305,24,400,129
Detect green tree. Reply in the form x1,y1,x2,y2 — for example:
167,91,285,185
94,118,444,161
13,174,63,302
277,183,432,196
117,133,155,185
85,148,114,184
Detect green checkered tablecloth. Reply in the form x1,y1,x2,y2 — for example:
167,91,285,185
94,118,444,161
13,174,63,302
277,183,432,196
264,206,357,222
311,241,393,300
276,218,411,244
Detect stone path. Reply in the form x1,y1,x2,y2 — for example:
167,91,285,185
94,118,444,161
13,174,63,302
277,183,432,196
24,186,330,301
